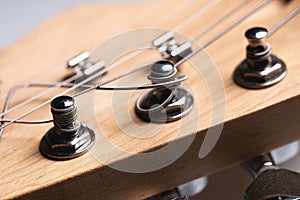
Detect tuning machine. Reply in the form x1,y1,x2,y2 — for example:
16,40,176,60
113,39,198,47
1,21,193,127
244,153,300,200
39,96,95,160
135,60,193,123
233,27,287,89
153,31,192,64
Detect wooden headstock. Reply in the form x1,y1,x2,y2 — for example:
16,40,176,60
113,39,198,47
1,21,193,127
0,0,299,199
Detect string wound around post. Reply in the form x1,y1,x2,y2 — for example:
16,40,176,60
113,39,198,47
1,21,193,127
135,60,194,123
39,95,95,160
233,27,287,89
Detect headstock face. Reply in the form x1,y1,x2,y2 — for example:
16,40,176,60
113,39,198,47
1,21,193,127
0,0,300,199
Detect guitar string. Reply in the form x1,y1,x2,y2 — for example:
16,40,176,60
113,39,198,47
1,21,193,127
1,1,282,128
175,0,273,67
0,0,240,128
67,0,275,96
172,0,222,31
194,0,251,41
2,0,296,130
268,5,300,36
0,0,221,119
0,0,249,119
0,0,221,132
2,0,300,123
0,0,277,129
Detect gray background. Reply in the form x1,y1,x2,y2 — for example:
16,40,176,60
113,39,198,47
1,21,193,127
0,0,145,50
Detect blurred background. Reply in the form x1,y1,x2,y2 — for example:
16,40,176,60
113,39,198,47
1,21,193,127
0,0,299,199
0,0,144,50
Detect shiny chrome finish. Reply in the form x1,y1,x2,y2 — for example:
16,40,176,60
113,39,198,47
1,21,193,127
39,96,95,160
153,31,192,63
67,51,106,83
135,60,193,123
243,153,278,178
177,176,208,197
244,153,300,200
233,27,287,89
67,51,90,69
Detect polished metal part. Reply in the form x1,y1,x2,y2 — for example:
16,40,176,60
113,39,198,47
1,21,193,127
67,51,106,83
135,60,193,123
177,176,208,197
271,141,300,165
243,153,278,178
153,31,192,63
2,1,297,134
233,27,287,89
39,96,95,160
244,153,300,200
67,51,90,68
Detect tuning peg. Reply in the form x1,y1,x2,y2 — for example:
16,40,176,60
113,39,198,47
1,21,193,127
233,27,287,89
135,60,193,123
39,96,95,160
243,153,300,200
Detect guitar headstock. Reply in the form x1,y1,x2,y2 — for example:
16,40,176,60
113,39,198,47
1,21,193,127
0,0,299,199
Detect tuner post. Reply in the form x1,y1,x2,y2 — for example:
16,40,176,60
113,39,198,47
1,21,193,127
135,60,193,123
39,96,95,160
233,27,287,89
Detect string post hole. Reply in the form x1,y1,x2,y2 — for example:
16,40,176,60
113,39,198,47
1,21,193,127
39,96,95,160
233,27,287,89
135,60,193,123
67,51,107,83
153,31,192,65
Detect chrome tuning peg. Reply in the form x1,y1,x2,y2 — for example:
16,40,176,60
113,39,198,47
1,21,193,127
135,60,193,123
233,27,287,89
39,96,95,160
243,153,300,200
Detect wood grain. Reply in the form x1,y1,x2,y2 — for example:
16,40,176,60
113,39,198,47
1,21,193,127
0,0,300,199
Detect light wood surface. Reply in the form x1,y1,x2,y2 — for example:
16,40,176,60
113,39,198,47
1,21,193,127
0,0,300,199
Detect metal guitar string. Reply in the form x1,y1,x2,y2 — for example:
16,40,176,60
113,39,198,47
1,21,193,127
0,0,221,133
67,0,275,96
5,76,187,91
194,0,251,41
172,0,222,31
177,1,300,67
175,0,273,67
0,0,222,118
0,0,289,128
268,5,300,36
0,74,81,136
0,0,244,129
1,0,298,131
1,0,249,118
0,0,292,128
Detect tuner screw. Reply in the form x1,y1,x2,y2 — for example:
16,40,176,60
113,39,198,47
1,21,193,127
233,27,287,89
39,96,95,160
135,60,193,123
